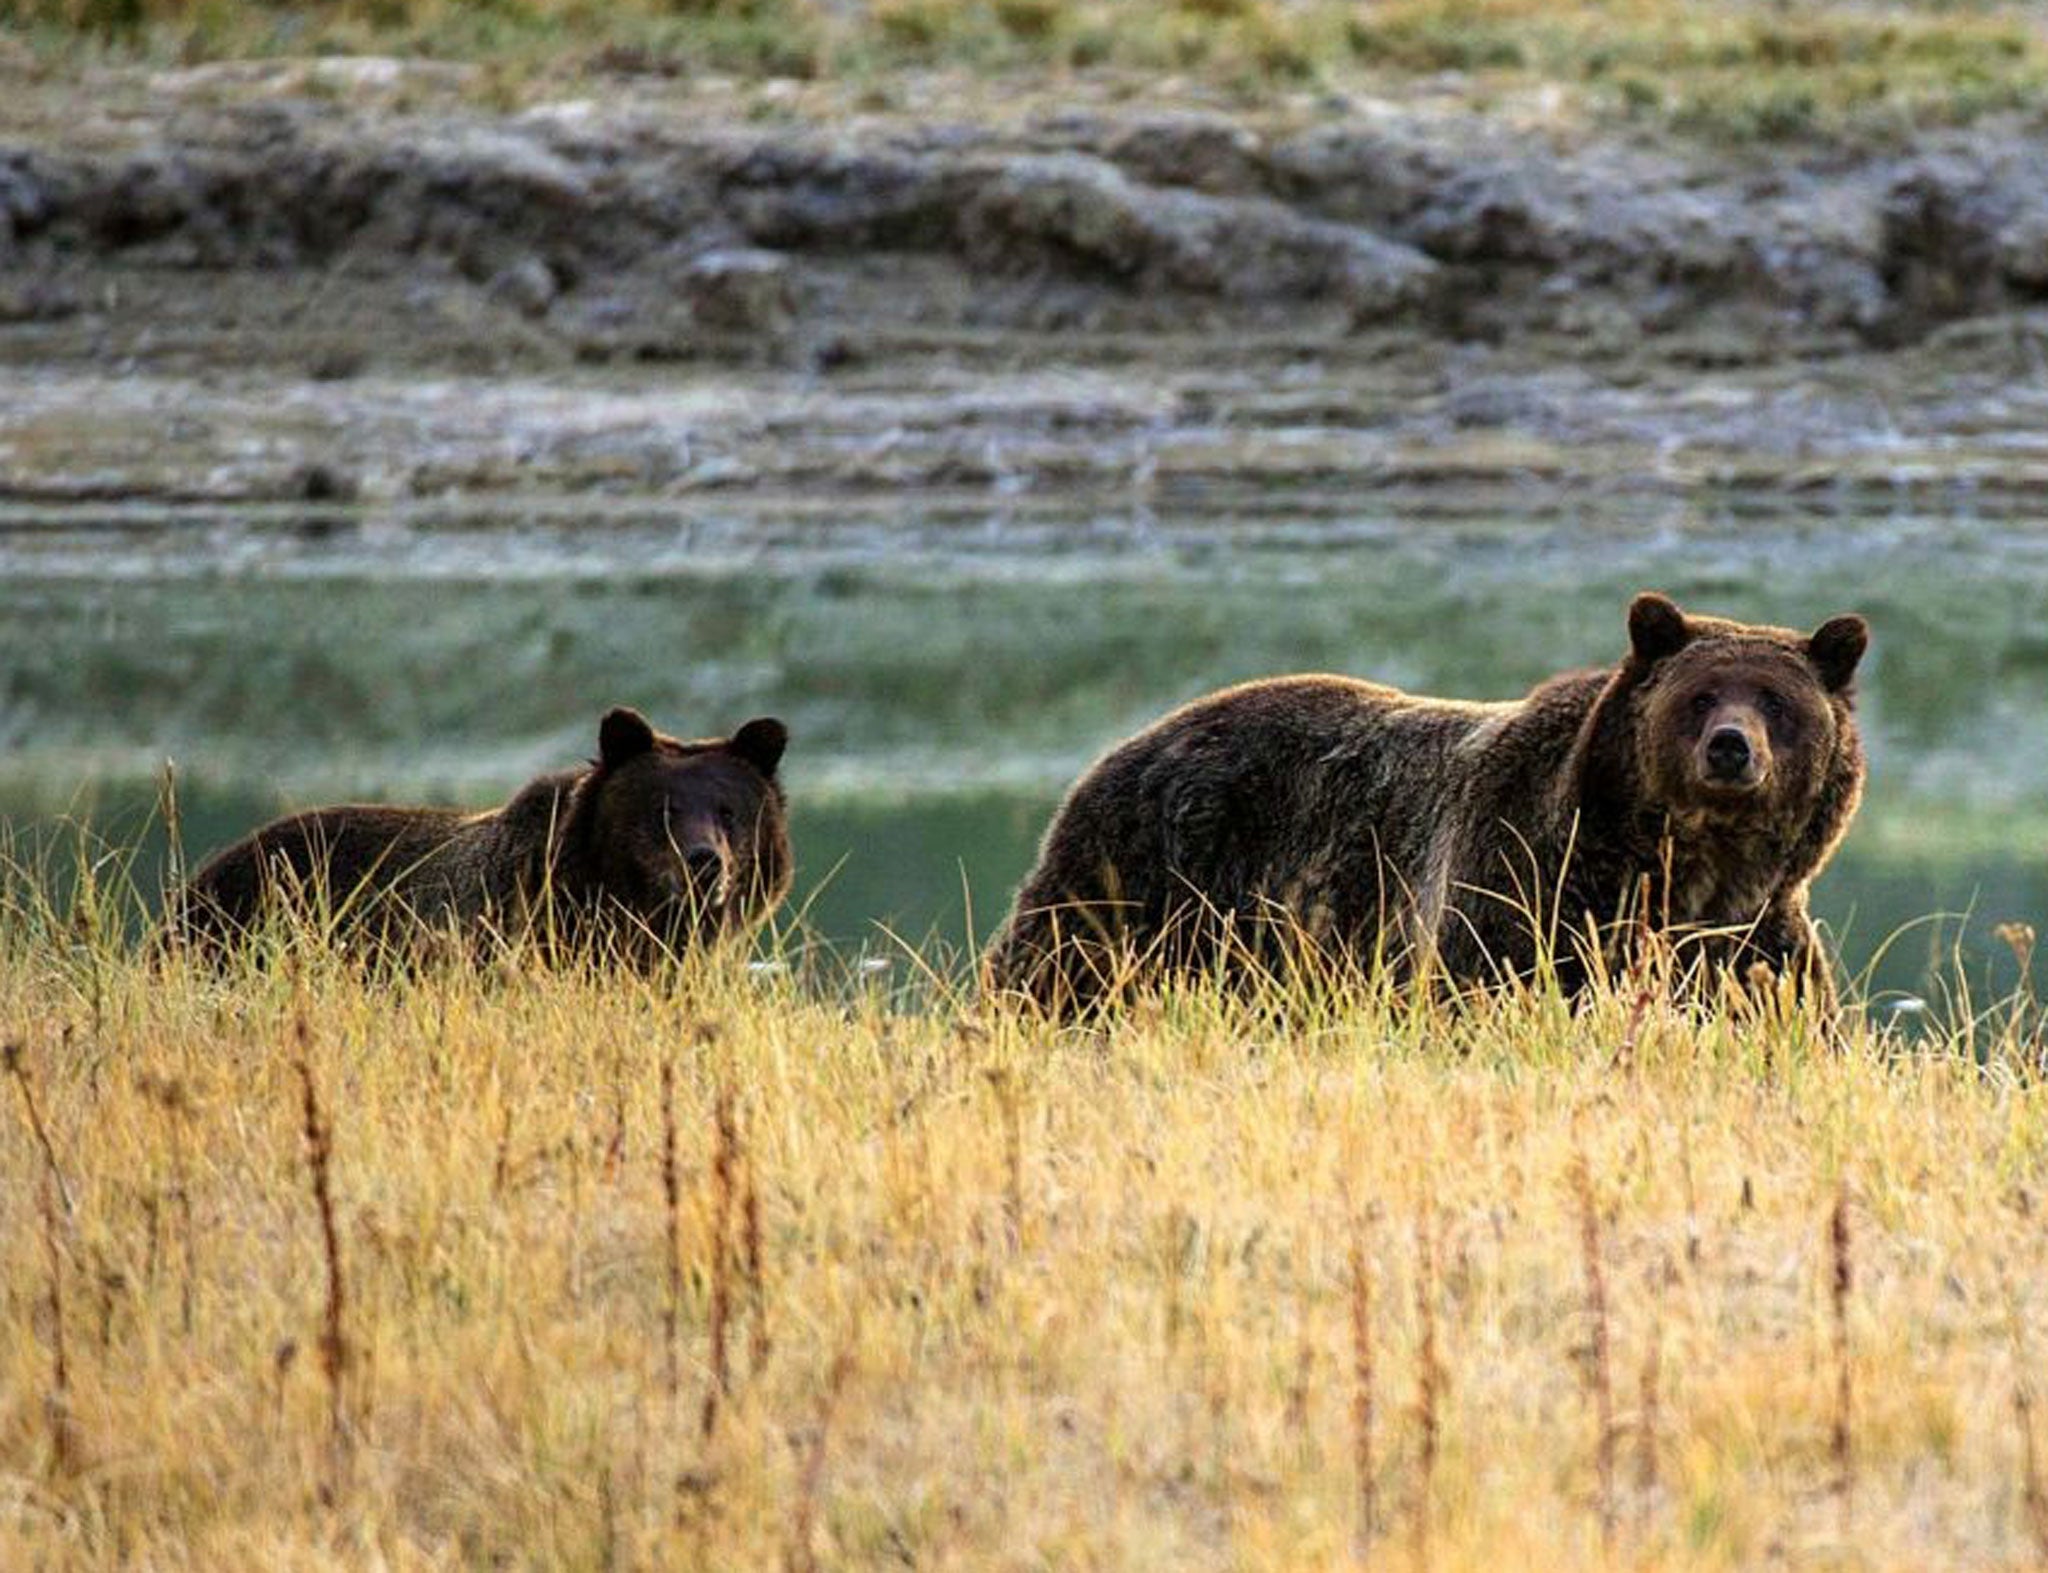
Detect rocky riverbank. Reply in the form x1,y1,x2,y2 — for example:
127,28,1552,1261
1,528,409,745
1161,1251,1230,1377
3,61,2047,501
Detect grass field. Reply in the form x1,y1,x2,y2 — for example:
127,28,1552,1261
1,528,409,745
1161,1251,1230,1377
3,0,2046,140
4,858,2048,1569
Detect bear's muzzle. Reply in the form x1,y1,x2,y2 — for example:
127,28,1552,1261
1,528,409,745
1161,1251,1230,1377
1696,718,1769,793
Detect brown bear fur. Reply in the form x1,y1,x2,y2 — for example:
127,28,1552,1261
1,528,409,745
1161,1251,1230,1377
170,708,792,962
985,593,1868,1017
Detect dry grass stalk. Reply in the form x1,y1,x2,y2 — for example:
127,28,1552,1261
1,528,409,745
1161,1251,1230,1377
784,1331,858,1573
9,1038,78,1470
292,995,352,1489
985,1064,1025,1247
1284,1298,1313,1447
141,1189,162,1289
742,1142,772,1378
1615,985,1653,1077
492,1084,517,1200
661,1055,684,1401
273,1338,298,1426
6,1039,75,1216
1637,1256,1665,1519
1998,917,2031,999
1161,1206,1190,1356
597,1460,619,1573
1573,1149,1616,1551
604,1038,629,1184
1413,1208,1442,1573
1611,876,1656,1077
157,758,187,942
702,1082,738,1438
140,1073,198,1334
2009,1287,2048,1564
1350,1207,1379,1554
1993,922,2042,1058
1283,1236,1313,1445
1679,1117,1701,1267
38,1163,74,1471
1829,1182,1854,1532
92,1251,124,1355
2018,1383,2048,1560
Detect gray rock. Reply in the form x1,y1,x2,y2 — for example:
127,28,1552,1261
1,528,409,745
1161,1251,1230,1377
718,142,953,249
1409,167,1573,266
488,255,560,317
959,155,1155,278
1104,114,1266,195
410,125,594,210
957,153,1437,313
0,154,52,245
84,154,199,249
1878,159,2010,339
684,247,795,334
2000,208,2048,291
0,276,81,323
1265,124,1451,230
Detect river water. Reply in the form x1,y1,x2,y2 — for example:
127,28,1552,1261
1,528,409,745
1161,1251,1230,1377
3,492,2044,1012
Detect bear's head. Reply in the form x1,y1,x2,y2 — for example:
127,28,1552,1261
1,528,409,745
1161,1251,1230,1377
578,707,792,946
1620,592,1867,826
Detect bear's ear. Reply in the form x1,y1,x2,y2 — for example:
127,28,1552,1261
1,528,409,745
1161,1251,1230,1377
1627,592,1691,666
728,717,788,779
598,707,658,769
1806,614,1869,692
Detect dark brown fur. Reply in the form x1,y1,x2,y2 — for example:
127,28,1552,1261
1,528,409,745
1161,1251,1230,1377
985,594,1868,1017
169,709,792,963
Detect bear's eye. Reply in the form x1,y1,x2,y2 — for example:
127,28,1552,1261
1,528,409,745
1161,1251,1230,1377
716,805,736,832
1757,690,1786,722
1688,692,1716,717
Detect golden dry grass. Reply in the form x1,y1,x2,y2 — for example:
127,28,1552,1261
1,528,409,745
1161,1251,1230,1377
3,894,2048,1569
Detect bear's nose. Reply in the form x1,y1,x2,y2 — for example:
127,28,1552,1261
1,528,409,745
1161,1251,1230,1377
1704,726,1752,779
684,846,725,886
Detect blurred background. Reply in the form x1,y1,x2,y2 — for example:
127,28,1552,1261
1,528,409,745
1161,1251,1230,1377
3,0,2046,1002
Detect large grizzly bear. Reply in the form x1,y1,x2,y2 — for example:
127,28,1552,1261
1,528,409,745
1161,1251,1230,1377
986,594,1868,1016
171,708,791,962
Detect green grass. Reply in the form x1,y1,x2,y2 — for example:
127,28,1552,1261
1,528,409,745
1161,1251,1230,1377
2,0,2045,141
4,839,2048,1566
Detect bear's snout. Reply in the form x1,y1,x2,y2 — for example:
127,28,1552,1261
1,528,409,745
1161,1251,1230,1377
1697,714,1769,791
671,838,731,906
685,843,732,900
1705,727,1751,778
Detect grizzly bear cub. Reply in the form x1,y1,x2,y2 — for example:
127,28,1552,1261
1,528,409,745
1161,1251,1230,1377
986,593,1868,1016
171,708,791,962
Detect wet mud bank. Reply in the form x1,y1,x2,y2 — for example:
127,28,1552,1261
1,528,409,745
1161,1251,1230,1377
3,71,2048,502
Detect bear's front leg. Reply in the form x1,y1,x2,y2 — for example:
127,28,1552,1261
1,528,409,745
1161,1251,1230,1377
1732,893,1843,1043
984,898,1133,1018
